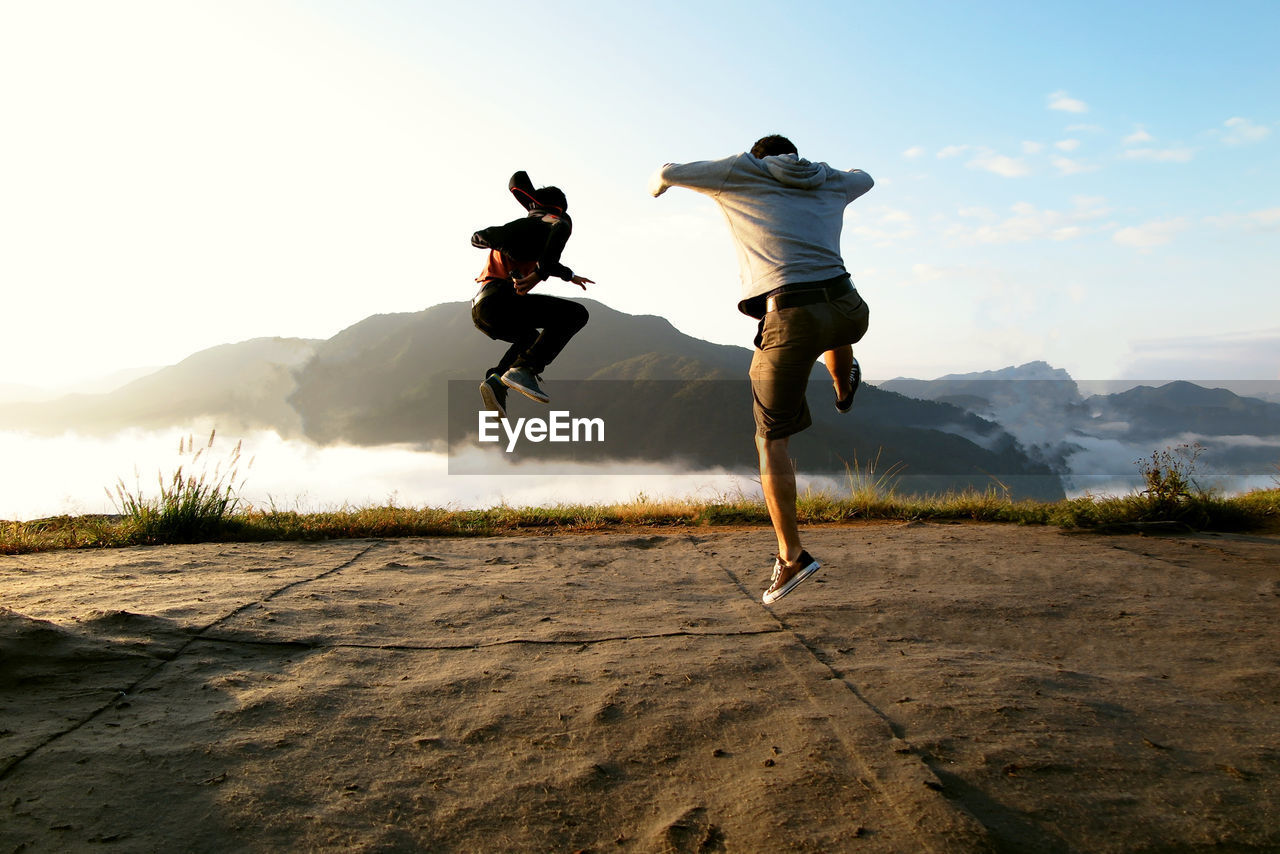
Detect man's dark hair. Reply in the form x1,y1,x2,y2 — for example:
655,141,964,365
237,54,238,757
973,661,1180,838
534,186,567,211
750,135,798,159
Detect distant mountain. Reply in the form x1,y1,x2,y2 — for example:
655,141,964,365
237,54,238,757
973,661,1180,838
1079,381,1280,477
1086,381,1280,440
8,306,1276,494
884,362,1280,480
285,299,748,447
288,300,1059,495
882,361,1089,470
0,338,319,436
0,367,161,405
0,300,1063,499
0,384,51,405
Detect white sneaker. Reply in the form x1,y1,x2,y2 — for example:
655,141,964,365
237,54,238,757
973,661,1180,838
762,551,820,604
501,367,549,404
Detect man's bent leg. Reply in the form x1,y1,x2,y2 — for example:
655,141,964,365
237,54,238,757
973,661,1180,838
513,294,589,374
757,434,802,564
824,345,853,399
474,293,538,377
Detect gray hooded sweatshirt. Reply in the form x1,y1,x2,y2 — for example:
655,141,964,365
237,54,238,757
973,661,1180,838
649,153,873,313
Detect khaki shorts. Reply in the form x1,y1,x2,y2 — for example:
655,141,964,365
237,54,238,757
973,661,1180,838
749,290,869,439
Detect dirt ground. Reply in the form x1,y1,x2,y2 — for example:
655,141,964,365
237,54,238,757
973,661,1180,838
2,522,1278,853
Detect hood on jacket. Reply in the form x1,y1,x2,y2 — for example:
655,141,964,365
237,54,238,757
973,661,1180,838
510,170,569,214
761,153,828,190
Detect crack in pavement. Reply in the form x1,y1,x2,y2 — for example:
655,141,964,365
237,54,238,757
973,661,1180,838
0,541,382,782
192,626,786,652
685,533,996,853
6,533,992,848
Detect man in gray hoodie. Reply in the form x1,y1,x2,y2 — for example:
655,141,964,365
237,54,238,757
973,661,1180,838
649,135,873,604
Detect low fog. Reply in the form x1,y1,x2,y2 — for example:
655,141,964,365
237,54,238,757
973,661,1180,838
0,427,766,522
5,422,1276,522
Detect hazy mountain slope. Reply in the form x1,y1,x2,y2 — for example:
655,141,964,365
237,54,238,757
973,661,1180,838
1086,381,1280,441
882,364,1280,479
287,299,751,447
0,338,318,436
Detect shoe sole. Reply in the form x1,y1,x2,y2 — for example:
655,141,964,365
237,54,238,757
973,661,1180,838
501,376,550,404
762,559,820,604
479,382,506,418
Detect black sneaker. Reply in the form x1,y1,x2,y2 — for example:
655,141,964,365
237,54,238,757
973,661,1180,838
836,357,861,414
501,366,550,404
479,374,507,418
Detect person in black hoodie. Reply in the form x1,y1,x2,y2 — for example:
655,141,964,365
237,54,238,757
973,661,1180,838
471,171,593,413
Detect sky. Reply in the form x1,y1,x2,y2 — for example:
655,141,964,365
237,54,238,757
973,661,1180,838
2,0,1278,396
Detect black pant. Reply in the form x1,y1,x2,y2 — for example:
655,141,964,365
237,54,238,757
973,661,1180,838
472,284,589,377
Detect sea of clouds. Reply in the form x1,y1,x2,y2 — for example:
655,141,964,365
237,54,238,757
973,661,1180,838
0,427,767,522
4,425,1274,523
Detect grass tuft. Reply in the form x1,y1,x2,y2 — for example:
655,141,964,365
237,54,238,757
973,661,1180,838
108,431,249,544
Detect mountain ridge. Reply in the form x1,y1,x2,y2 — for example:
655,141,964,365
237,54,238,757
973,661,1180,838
883,364,1280,479
10,303,1274,495
0,300,1063,498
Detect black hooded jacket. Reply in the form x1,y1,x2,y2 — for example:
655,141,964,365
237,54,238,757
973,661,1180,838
471,171,574,282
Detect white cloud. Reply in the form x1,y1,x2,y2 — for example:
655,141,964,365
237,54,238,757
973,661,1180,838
937,144,969,159
1051,156,1097,175
1204,207,1280,233
1121,147,1194,163
1054,138,1080,152
845,206,917,244
1072,196,1110,215
1221,117,1271,145
966,150,1031,177
902,145,926,159
945,198,1108,245
1123,125,1154,145
1022,141,1044,154
1112,218,1190,248
909,263,953,283
957,206,998,221
1047,90,1088,113
1120,329,1280,381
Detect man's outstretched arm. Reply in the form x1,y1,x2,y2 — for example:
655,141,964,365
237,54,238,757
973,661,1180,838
647,154,739,198
841,169,875,202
